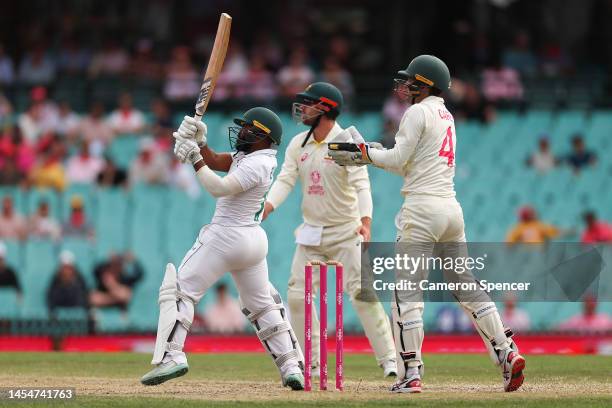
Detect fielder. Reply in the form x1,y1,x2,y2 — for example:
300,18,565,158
328,55,526,393
262,82,397,377
141,107,305,390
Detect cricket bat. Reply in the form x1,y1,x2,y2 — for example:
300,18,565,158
194,13,232,120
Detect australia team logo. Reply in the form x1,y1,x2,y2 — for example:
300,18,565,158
308,170,324,195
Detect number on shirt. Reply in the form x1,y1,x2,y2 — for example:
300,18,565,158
439,126,455,167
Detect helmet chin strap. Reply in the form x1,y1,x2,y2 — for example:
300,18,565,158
301,114,322,148
409,84,421,105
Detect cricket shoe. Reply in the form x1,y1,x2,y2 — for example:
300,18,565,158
381,359,398,378
141,360,189,386
500,349,525,392
390,374,422,393
284,372,305,391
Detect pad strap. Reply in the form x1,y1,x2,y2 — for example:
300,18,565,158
257,321,292,342
274,349,299,369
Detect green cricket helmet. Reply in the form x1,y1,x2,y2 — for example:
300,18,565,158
230,107,283,151
292,82,343,124
395,55,451,99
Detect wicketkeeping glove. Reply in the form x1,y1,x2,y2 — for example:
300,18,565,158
327,126,383,166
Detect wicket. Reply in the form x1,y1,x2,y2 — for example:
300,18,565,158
304,260,343,391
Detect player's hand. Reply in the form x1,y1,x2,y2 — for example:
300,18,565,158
328,142,383,166
357,217,371,250
177,115,208,147
261,202,274,221
174,136,203,165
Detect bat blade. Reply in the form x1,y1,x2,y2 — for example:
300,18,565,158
194,13,232,120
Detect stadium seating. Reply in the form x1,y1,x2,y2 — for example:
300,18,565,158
3,109,611,332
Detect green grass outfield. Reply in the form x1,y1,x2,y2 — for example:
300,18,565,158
0,352,610,407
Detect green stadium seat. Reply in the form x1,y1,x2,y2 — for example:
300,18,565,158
94,308,130,332
0,288,20,319
22,240,57,318
94,188,130,257
108,136,142,169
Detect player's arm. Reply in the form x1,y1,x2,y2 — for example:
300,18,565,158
175,115,232,172
366,106,424,169
328,107,424,170
346,165,373,241
200,145,233,172
263,137,300,218
192,160,243,197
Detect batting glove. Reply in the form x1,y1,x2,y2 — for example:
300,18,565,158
177,115,208,147
174,136,203,165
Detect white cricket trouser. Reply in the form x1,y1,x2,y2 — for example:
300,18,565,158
167,223,301,377
393,195,511,378
287,219,396,366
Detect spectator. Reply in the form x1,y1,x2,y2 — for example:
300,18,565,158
47,250,88,311
238,54,277,101
79,102,115,154
277,48,315,98
150,99,173,152
55,101,81,141
90,253,143,309
501,296,531,332
506,206,560,244
128,38,162,81
88,39,129,78
319,56,354,104
0,127,35,180
168,156,201,199
0,44,15,85
62,195,94,239
565,135,596,173
252,31,284,69
129,138,169,185
66,140,104,184
202,283,246,333
163,46,199,102
381,92,409,146
0,196,27,240
96,156,128,188
0,158,22,186
28,136,67,191
557,295,612,332
0,242,20,293
57,37,91,75
0,92,12,124
18,87,59,143
28,200,61,240
581,211,612,243
107,93,145,135
18,45,56,86
481,54,523,104
527,137,557,174
502,31,538,78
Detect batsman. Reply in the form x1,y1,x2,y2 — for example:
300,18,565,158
328,55,526,393
262,82,397,378
141,107,305,390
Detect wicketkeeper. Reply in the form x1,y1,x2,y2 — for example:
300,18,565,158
262,82,397,378
328,55,526,393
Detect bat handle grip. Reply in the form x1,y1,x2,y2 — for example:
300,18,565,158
193,113,203,121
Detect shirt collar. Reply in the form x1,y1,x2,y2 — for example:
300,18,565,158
421,95,444,104
305,122,342,146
